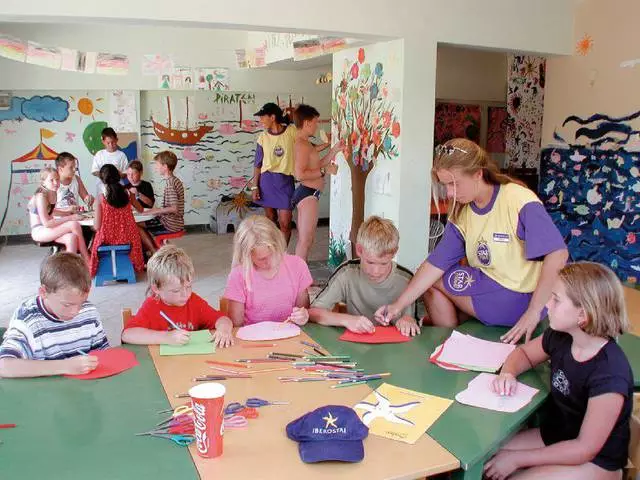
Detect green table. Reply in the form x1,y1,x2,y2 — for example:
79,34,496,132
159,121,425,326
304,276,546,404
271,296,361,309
619,333,640,387
304,321,550,480
0,345,198,480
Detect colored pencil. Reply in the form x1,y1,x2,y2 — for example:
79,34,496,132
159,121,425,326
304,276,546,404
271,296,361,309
0,424,16,429
175,393,190,398
270,352,303,358
206,360,249,369
241,343,276,348
331,380,368,389
300,340,322,350
249,367,290,374
193,375,251,381
76,349,88,356
236,358,289,363
159,311,183,331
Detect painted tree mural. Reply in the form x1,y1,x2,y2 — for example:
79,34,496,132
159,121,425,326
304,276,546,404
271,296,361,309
332,47,401,256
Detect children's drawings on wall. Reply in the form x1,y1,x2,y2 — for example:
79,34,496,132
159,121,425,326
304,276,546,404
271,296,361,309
26,42,61,69
506,55,546,169
0,33,26,62
171,66,194,90
141,90,328,227
142,54,175,76
196,68,230,91
109,90,137,132
434,102,481,146
95,53,129,76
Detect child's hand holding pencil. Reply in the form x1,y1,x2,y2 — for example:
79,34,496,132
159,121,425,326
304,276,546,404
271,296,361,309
284,307,309,326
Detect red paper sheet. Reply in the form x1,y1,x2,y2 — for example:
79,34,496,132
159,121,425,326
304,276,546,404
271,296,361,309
64,347,139,380
338,326,412,344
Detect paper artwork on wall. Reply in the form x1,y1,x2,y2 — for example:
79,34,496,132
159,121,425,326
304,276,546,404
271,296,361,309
171,66,194,90
26,41,62,69
0,33,26,62
196,68,229,91
96,53,129,75
109,90,137,132
142,54,175,76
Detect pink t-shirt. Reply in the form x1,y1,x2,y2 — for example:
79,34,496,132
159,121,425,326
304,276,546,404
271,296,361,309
224,254,313,325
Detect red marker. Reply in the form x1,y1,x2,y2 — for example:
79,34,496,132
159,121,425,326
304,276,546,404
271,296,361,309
0,424,16,429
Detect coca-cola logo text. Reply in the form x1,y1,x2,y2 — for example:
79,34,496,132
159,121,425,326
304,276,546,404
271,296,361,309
193,401,210,454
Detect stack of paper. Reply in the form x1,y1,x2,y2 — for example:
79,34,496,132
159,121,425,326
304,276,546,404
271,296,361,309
429,331,516,372
159,330,215,356
455,373,539,413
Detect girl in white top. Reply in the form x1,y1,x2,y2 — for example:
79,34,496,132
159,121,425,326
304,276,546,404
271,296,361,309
28,167,90,266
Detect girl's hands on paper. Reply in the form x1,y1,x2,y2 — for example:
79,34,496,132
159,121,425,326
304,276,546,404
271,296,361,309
212,318,234,348
492,372,517,396
287,307,309,326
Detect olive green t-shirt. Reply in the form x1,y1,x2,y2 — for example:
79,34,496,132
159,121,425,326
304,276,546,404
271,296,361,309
311,260,416,320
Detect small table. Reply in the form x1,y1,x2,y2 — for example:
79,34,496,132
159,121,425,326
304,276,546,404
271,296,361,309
78,213,154,227
149,331,460,479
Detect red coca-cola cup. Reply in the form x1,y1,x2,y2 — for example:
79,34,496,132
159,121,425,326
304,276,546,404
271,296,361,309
189,382,226,458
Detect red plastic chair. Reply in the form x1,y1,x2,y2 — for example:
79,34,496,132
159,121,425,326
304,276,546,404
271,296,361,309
153,230,185,248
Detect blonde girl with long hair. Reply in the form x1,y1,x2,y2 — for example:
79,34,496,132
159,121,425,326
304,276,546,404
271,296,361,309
375,138,569,344
485,262,632,480
223,216,313,326
28,167,90,265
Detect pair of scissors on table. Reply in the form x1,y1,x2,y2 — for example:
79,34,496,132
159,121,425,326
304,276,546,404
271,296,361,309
135,429,195,446
225,397,288,414
223,414,249,429
224,403,259,418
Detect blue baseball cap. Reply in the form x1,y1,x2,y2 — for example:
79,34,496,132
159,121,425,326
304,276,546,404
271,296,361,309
286,405,369,463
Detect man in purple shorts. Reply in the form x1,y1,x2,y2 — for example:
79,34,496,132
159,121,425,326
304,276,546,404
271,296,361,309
251,103,297,244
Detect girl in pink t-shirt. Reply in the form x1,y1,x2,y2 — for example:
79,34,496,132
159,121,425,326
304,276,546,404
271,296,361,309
224,216,313,326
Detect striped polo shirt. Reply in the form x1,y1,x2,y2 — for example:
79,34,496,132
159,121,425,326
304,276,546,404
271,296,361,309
159,175,185,232
0,296,109,360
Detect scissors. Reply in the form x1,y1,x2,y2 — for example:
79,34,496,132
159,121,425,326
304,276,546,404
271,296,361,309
223,414,249,429
224,403,259,419
245,397,289,408
149,433,194,446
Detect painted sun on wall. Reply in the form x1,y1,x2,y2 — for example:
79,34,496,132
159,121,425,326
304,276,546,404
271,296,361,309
332,46,401,259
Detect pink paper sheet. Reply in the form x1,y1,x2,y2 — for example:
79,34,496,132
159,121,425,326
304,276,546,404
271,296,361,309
236,321,301,341
64,347,139,380
455,373,539,413
437,331,516,372
339,326,412,344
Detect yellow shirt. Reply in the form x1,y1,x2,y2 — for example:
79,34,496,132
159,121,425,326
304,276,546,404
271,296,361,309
451,183,544,293
257,125,297,176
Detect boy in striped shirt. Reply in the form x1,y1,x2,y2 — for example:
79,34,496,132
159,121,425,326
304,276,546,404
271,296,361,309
138,150,185,255
0,253,109,378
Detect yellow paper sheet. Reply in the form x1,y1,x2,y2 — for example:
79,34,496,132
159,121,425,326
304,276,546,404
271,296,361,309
354,383,453,444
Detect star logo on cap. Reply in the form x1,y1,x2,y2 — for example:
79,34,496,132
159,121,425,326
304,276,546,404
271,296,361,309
322,412,338,428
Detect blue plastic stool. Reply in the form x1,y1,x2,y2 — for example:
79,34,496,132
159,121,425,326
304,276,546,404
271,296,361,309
95,245,136,286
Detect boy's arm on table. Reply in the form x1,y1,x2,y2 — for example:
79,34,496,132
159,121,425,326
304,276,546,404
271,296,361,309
0,356,97,378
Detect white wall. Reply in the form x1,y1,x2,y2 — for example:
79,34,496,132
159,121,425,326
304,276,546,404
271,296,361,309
436,46,507,103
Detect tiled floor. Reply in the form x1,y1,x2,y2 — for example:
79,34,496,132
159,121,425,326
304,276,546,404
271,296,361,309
0,226,330,346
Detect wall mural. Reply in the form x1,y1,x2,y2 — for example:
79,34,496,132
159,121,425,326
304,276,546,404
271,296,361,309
141,90,329,227
433,102,481,147
330,45,402,266
539,110,640,284
506,55,546,169
0,91,138,236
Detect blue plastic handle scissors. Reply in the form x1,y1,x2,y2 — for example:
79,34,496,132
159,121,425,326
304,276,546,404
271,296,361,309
224,402,246,415
245,397,289,408
149,433,194,446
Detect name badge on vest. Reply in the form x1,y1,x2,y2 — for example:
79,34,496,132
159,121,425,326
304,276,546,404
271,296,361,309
493,233,510,243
